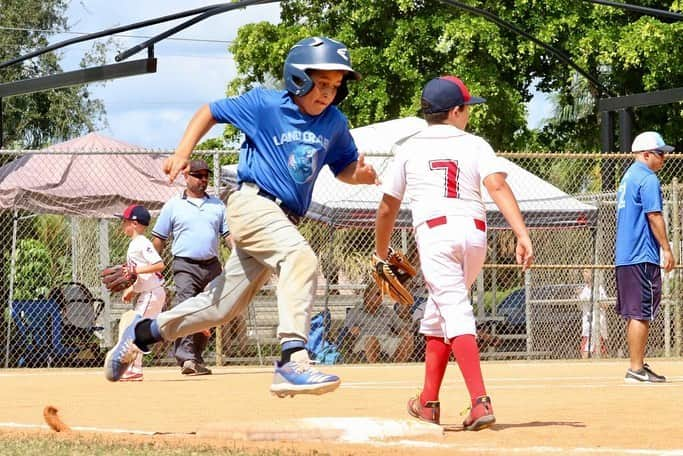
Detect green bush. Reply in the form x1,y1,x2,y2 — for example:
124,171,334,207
9,239,53,300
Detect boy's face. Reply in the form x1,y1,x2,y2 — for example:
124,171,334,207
451,104,470,130
295,70,346,116
121,219,136,236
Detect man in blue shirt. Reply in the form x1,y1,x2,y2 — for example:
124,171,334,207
615,131,675,383
152,159,230,376
105,37,378,398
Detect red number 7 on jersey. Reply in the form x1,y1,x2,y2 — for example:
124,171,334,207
430,159,459,198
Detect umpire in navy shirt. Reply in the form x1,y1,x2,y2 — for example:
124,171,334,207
153,159,230,376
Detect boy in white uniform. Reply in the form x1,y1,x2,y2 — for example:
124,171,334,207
375,76,534,430
118,204,166,381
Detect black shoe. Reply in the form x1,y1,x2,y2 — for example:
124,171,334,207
624,365,665,383
643,363,666,382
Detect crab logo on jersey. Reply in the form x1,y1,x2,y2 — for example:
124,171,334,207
288,144,318,183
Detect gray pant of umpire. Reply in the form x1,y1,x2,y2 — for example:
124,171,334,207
172,256,222,366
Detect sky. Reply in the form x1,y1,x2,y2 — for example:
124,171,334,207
54,1,551,150
57,1,281,150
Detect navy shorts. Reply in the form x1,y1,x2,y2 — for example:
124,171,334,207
615,263,661,321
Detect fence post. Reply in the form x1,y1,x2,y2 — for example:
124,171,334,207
3,210,18,368
663,200,672,356
591,200,603,359
672,178,681,356
212,150,223,367
98,219,113,347
524,268,532,357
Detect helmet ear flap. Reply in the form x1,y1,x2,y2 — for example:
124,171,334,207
332,79,349,105
285,66,314,96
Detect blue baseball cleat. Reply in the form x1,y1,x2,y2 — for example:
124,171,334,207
104,310,149,382
269,350,341,398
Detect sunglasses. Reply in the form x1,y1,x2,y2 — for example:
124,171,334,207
189,172,210,179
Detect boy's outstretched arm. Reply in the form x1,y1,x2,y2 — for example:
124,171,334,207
336,154,380,185
483,172,534,270
164,104,217,183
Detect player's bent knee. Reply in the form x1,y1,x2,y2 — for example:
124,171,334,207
285,246,318,279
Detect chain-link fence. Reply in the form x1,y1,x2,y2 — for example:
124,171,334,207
2,148,682,368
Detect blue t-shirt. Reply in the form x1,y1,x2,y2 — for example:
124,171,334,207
615,161,663,266
209,88,358,216
152,193,229,261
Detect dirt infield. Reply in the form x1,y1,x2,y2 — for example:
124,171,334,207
1,359,682,455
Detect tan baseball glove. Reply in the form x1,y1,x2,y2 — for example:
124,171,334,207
100,265,137,293
372,248,417,306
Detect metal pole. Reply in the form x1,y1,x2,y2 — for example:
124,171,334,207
663,201,671,356
212,150,223,367
4,211,19,368
0,97,3,148
600,111,615,191
98,219,113,347
672,178,681,356
619,109,634,156
590,205,603,359
524,269,532,357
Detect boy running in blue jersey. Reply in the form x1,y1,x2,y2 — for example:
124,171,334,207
105,37,378,397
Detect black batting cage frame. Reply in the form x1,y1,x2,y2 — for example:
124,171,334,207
0,0,681,165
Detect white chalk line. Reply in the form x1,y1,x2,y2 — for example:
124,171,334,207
370,440,683,455
2,418,683,455
0,421,157,435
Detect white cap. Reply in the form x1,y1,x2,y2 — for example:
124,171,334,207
631,131,674,154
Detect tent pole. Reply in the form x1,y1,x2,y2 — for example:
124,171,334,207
4,210,18,368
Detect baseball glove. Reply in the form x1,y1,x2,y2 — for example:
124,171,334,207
372,248,417,306
100,265,137,293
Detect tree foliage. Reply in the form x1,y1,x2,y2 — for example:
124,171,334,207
0,0,106,149
226,0,682,152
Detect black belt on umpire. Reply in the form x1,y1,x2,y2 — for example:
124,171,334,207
174,256,220,266
239,182,302,226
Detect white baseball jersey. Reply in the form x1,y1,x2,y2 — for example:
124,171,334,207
382,124,507,227
126,234,164,293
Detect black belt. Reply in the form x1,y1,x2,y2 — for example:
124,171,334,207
240,183,302,226
174,256,219,266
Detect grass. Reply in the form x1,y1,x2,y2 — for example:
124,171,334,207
0,432,328,456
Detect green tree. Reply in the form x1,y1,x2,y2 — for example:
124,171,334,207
0,0,107,149
6,239,53,300
225,1,682,152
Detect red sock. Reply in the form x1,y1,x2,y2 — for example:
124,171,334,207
451,334,486,405
420,336,450,404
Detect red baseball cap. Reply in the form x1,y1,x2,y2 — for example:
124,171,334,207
115,204,151,226
421,76,486,114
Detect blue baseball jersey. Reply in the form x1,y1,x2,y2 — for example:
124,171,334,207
209,88,358,216
615,161,663,266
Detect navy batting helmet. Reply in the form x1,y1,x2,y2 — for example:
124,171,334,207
283,37,361,105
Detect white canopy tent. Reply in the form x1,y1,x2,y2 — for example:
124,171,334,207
222,117,597,229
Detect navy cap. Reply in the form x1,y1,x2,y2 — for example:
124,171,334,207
116,204,151,226
421,76,486,114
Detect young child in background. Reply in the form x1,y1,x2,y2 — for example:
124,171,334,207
118,204,166,382
578,268,608,358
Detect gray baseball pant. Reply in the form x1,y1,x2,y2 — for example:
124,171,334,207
171,256,222,366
